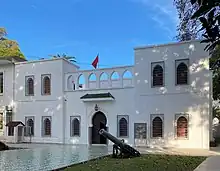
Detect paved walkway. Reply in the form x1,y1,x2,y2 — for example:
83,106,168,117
193,147,220,171
136,146,220,156
194,156,220,171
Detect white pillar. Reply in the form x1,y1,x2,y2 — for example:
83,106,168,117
97,74,100,89
14,127,18,143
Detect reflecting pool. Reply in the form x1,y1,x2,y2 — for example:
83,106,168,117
0,144,110,171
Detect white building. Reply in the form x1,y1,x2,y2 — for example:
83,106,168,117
0,40,213,149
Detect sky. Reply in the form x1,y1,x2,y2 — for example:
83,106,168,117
1,0,178,70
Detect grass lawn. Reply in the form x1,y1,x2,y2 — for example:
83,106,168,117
64,154,206,171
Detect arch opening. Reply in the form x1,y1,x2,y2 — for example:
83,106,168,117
100,72,108,88
111,71,120,88
88,73,97,89
122,70,133,87
78,74,85,89
91,111,107,144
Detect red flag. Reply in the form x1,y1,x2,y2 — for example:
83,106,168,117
92,54,99,69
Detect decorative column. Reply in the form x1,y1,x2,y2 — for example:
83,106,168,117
119,73,123,88
85,73,89,89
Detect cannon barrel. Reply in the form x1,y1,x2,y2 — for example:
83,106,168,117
99,129,141,157
99,129,124,148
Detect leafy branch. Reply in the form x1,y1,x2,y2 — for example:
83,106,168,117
191,0,220,53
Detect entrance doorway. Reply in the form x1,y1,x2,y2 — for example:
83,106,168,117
91,111,107,144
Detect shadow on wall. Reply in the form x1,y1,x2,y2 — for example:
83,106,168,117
134,42,211,149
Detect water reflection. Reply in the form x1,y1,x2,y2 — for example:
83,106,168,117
0,145,110,171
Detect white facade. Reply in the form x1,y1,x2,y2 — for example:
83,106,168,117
0,40,213,149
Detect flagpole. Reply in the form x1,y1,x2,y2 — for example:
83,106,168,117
97,53,99,69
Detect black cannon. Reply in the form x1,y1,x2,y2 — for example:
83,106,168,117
99,129,140,158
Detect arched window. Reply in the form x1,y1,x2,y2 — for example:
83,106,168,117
42,75,51,95
27,119,34,136
177,116,188,138
119,117,128,137
152,65,164,86
152,117,163,138
43,117,51,136
27,78,34,95
176,62,188,85
71,118,80,136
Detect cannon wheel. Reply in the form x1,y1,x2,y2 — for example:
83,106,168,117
112,144,120,158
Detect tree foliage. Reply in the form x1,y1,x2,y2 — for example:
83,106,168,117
175,1,220,103
189,0,220,103
49,53,76,63
190,0,220,54
0,28,7,39
0,27,25,59
210,45,220,101
174,0,201,41
213,105,220,118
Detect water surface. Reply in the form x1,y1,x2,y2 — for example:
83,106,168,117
0,144,110,171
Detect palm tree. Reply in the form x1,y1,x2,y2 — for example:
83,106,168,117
49,53,76,63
